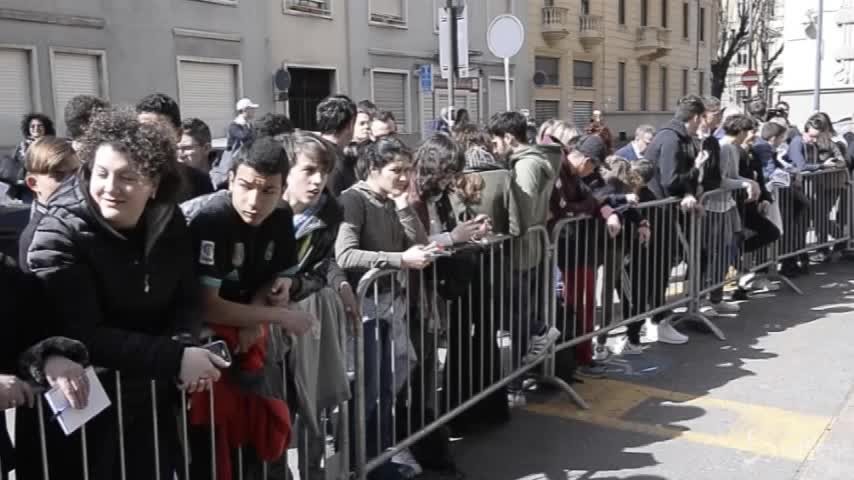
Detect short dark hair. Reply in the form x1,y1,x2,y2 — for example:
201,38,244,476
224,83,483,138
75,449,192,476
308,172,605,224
232,136,289,181
78,108,181,204
631,159,655,184
760,121,786,140
135,93,181,130
486,111,528,144
805,113,831,133
674,95,706,122
776,101,790,110
358,136,412,179
64,95,110,139
722,114,757,136
375,110,396,123
413,134,465,197
20,113,56,138
181,118,212,146
357,99,377,118
316,95,357,135
282,130,336,174
254,113,294,138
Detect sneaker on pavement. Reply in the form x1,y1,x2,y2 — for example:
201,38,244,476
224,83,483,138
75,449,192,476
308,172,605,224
751,277,779,292
616,337,646,355
523,327,561,364
576,362,607,379
710,300,740,314
592,342,610,362
657,319,689,344
392,448,423,477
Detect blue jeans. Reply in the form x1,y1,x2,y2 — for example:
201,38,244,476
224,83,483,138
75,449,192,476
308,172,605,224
362,318,395,459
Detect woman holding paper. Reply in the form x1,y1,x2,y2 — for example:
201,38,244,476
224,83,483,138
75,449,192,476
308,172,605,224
17,109,226,480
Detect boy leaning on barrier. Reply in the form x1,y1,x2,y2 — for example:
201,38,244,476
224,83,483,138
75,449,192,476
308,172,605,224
279,131,354,478
182,136,315,479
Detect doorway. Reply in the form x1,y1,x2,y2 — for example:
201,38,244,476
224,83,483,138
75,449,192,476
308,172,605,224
287,67,335,131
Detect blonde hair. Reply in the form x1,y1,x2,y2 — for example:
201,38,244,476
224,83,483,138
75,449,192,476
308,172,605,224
602,155,642,193
25,137,79,175
454,172,485,206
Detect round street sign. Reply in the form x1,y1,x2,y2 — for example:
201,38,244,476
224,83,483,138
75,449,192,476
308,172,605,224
487,14,525,58
741,69,760,88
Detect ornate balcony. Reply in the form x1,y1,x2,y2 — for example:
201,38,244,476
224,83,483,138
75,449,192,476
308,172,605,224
579,14,604,50
541,6,569,45
636,26,672,60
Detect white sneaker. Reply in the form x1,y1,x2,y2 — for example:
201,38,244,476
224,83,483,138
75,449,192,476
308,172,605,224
657,319,689,344
391,447,423,476
710,300,740,314
641,318,658,343
616,337,646,355
593,342,610,361
751,277,780,292
523,327,561,364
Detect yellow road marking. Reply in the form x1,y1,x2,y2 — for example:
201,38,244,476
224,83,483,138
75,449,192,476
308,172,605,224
526,379,831,461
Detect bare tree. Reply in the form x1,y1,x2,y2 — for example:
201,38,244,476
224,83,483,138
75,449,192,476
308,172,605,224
754,2,784,103
711,0,769,99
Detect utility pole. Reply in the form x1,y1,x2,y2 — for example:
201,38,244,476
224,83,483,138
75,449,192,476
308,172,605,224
747,1,755,99
446,0,458,130
814,0,824,111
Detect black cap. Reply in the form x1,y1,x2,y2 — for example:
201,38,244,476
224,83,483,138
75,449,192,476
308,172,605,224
576,134,606,164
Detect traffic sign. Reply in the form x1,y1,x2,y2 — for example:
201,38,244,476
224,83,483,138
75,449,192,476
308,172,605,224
487,15,525,58
419,64,433,92
741,69,760,88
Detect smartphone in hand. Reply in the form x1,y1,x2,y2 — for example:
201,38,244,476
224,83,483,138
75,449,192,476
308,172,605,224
202,340,233,368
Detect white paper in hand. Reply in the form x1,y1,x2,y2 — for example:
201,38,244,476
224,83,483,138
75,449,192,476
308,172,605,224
43,367,111,436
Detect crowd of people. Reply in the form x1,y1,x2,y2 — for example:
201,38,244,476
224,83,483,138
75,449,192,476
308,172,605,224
0,89,851,480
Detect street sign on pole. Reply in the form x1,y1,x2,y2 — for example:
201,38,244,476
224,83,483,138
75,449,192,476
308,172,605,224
487,14,524,112
741,69,760,88
419,64,433,93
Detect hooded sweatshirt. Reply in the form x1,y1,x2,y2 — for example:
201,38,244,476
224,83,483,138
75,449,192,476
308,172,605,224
643,119,700,199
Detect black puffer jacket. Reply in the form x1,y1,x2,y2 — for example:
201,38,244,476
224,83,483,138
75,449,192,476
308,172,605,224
24,173,200,381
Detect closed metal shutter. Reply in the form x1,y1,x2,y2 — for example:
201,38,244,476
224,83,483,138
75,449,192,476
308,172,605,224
373,72,408,132
53,52,101,137
420,89,434,137
372,0,402,17
0,49,32,147
488,77,514,118
534,100,560,123
573,101,594,128
179,61,237,138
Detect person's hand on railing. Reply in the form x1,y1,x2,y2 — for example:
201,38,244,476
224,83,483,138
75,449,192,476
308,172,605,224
44,356,89,410
0,374,34,409
401,243,439,270
179,347,226,394
625,193,640,206
680,194,698,212
606,213,622,238
638,221,651,245
758,200,771,214
451,216,490,243
695,150,710,169
744,180,761,202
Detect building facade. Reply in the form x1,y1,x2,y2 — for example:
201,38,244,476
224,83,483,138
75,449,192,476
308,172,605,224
527,0,718,140
0,0,272,149
271,0,533,144
778,0,854,127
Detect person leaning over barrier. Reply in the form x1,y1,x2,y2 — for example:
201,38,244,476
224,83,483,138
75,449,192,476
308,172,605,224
0,251,90,480
20,109,225,480
279,131,354,479
182,136,314,479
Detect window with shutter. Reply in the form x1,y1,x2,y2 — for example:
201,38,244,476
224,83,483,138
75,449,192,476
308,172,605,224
0,48,33,147
371,0,405,25
179,60,238,138
373,71,409,132
535,100,560,122
573,101,594,128
52,52,104,137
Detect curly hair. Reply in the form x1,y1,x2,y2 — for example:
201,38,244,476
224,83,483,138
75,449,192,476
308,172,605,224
602,155,642,193
356,136,412,180
453,123,491,153
413,133,465,198
20,113,56,139
64,95,109,139
77,109,181,203
255,113,294,138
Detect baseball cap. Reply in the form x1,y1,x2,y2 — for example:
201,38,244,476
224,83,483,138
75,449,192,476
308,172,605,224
236,98,259,111
575,134,606,164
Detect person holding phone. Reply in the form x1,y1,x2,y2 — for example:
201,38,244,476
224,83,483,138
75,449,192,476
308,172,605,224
182,136,314,478
20,109,224,480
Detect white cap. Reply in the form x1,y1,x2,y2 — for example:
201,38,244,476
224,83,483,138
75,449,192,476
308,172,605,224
236,98,259,111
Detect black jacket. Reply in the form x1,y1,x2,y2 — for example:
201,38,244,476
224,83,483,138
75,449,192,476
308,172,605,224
287,193,347,300
24,174,199,381
644,119,700,198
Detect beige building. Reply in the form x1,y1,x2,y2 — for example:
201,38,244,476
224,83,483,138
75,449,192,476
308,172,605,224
527,0,718,140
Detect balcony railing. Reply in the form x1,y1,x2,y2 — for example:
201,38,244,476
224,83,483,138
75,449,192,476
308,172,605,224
579,14,604,49
541,6,569,44
285,0,331,16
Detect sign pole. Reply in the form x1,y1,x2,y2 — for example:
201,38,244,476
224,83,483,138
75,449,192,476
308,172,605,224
814,0,824,111
447,0,457,129
504,57,511,111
